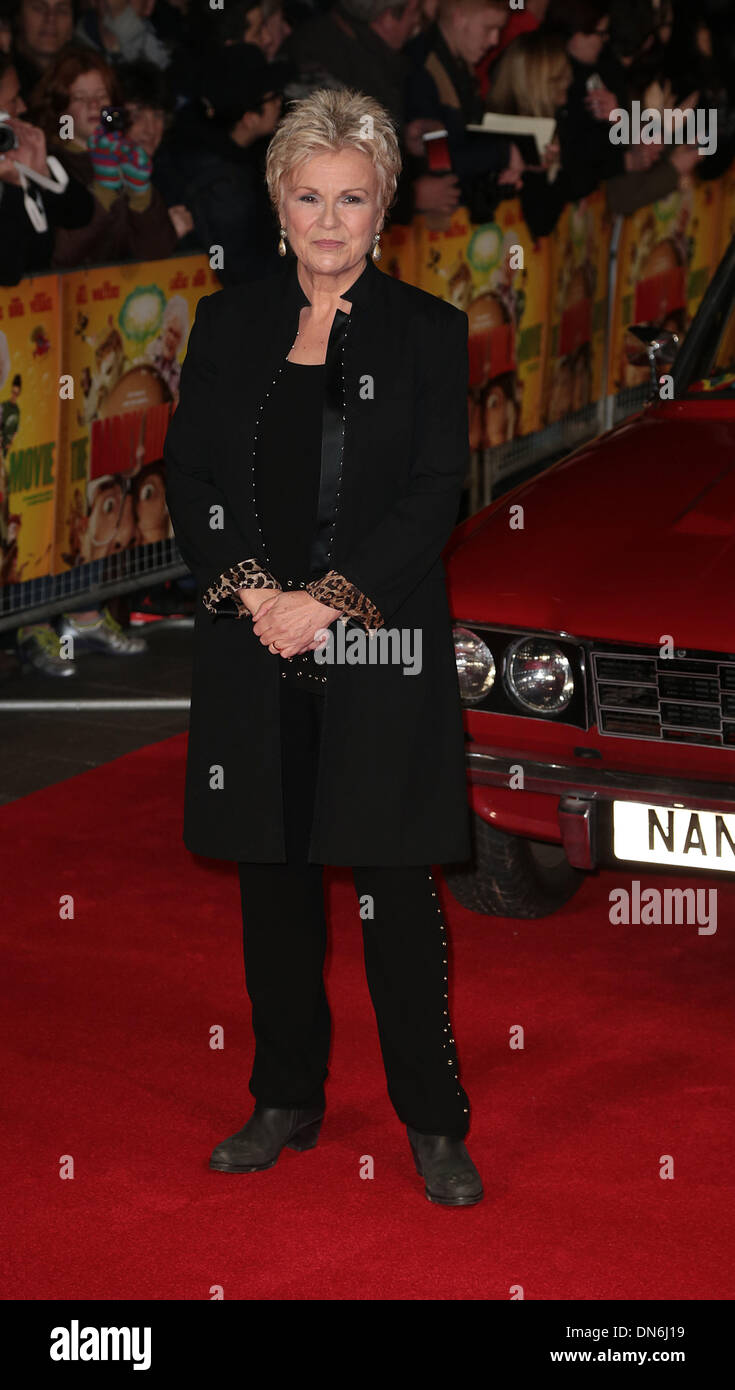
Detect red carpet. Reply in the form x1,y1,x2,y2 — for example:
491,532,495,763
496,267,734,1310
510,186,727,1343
2,736,734,1300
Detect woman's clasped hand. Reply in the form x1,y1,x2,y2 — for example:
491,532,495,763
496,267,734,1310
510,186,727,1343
242,589,342,658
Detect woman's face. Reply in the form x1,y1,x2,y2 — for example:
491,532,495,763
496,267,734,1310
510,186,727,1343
568,15,610,66
124,102,165,157
282,148,384,283
68,71,112,143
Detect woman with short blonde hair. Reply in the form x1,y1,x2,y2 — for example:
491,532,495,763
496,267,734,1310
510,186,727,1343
164,87,483,1206
265,87,402,222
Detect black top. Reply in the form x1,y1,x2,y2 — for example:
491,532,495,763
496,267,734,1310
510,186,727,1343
255,357,327,691
0,175,95,288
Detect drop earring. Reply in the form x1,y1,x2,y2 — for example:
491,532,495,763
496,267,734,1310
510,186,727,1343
278,226,287,256
372,232,382,262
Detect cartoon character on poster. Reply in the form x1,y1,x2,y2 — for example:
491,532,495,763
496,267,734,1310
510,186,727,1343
76,315,127,426
60,284,192,566
60,461,172,567
465,224,524,450
74,290,189,428
71,464,171,565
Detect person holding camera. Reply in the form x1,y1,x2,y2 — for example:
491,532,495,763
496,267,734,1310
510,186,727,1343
29,43,179,266
0,52,94,284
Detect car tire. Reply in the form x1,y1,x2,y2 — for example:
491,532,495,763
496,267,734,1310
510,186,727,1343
443,812,584,919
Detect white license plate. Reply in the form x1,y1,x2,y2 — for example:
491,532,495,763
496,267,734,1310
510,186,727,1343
612,802,735,873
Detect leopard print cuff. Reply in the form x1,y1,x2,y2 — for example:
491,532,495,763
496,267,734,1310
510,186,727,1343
306,570,384,631
203,559,281,618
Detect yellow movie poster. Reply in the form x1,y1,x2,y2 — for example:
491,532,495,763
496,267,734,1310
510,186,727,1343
608,177,723,395
413,200,550,447
0,275,60,586
53,254,220,576
379,219,417,285
545,190,612,426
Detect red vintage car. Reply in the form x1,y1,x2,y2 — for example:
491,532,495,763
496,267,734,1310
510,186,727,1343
443,237,735,918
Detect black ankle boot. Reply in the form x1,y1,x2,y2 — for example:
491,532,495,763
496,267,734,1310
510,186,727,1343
406,1126,483,1206
210,1104,325,1173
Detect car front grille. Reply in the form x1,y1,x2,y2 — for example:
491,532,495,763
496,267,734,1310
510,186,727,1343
590,646,735,749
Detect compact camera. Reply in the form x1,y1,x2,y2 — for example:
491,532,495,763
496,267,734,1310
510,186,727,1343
0,111,19,156
99,106,129,134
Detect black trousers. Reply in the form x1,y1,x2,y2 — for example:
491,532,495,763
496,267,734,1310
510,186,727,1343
237,677,471,1140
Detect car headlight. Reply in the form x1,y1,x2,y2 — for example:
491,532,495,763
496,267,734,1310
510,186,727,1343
504,638,574,713
453,625,496,702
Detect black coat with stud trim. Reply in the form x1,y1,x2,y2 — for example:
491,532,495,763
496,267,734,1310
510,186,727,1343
163,250,472,865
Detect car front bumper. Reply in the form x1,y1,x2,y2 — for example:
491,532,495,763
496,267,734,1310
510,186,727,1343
467,746,735,870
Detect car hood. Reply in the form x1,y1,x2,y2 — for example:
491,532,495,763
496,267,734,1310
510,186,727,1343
446,407,735,653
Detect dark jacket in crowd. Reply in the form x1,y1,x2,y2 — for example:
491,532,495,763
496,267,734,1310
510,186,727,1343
10,48,45,105
0,172,95,286
404,22,511,222
154,105,282,286
556,53,626,202
48,141,177,268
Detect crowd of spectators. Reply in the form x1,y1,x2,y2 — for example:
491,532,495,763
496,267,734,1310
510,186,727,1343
2,0,735,286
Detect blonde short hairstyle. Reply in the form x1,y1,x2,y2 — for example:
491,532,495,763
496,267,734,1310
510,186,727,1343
265,87,402,219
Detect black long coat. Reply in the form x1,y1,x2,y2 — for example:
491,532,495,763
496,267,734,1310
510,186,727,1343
163,250,472,866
